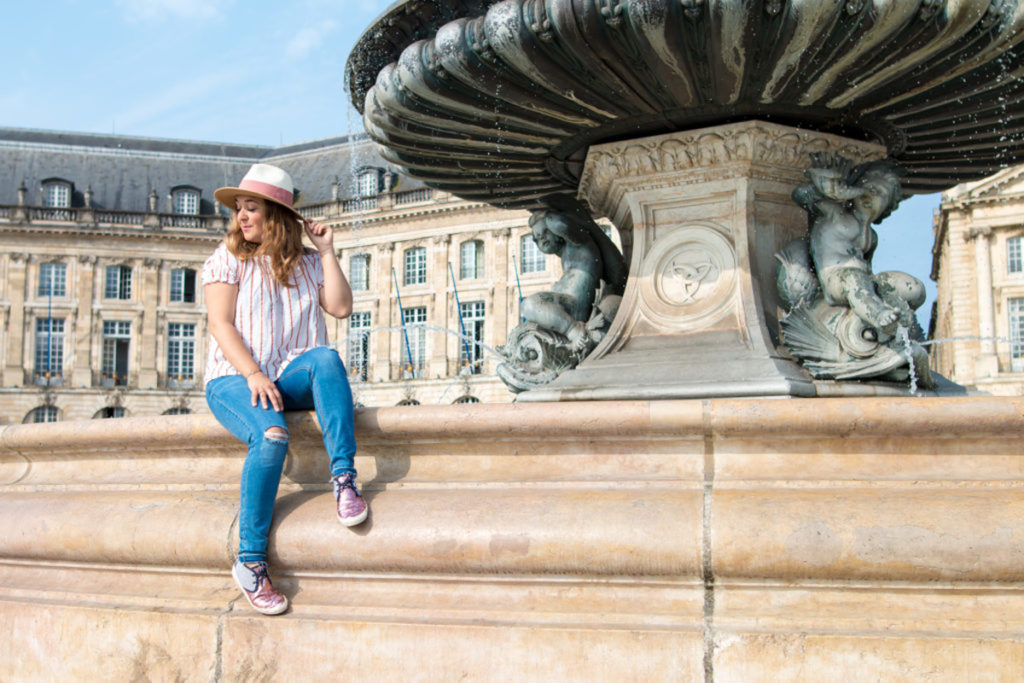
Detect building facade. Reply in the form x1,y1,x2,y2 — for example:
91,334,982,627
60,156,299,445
931,166,1024,395
0,128,566,424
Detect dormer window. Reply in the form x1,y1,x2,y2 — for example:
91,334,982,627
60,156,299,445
172,187,200,215
356,168,381,198
42,180,72,209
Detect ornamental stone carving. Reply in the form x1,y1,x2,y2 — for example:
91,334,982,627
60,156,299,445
776,153,932,388
638,223,737,330
497,209,627,393
579,123,878,216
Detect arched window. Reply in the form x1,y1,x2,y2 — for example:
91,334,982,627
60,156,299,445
41,179,73,220
93,406,126,419
172,187,200,215
401,306,427,378
396,399,420,406
163,407,191,415
453,395,480,404
105,265,132,300
167,323,196,388
38,262,67,297
458,301,485,375
357,169,381,198
170,268,197,303
349,254,370,291
460,240,484,279
1008,236,1023,275
348,312,371,382
521,235,546,273
404,247,427,285
1010,297,1024,372
24,405,60,424
101,320,131,386
42,180,72,208
33,317,65,386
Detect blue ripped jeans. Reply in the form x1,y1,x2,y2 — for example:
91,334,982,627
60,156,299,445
205,346,356,564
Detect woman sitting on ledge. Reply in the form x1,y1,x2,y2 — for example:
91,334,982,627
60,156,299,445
203,163,367,616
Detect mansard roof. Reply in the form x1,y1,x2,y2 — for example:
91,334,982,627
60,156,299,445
0,127,419,213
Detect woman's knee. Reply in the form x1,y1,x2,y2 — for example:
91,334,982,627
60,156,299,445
307,346,345,374
249,426,289,450
247,426,289,465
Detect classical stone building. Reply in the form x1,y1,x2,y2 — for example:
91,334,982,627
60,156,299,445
931,165,1024,395
0,127,563,424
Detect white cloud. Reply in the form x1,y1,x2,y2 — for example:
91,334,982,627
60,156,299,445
285,19,339,61
115,0,232,23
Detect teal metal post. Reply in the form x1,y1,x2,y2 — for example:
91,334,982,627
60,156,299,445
448,262,474,371
391,267,415,375
511,255,525,323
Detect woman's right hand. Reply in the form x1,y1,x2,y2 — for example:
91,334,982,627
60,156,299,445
247,371,283,412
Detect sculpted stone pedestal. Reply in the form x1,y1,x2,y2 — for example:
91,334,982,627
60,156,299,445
520,121,889,401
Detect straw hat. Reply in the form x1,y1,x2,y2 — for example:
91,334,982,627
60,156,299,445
215,163,303,221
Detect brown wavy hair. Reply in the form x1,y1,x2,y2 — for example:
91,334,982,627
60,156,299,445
224,199,304,286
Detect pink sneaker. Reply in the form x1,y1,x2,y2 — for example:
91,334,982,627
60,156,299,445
232,561,288,615
332,473,368,526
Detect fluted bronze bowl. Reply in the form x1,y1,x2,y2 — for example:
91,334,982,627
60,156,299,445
347,0,1024,209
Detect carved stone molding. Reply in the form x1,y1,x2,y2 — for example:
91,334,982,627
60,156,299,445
77,255,98,266
579,122,884,218
9,253,27,263
967,226,994,241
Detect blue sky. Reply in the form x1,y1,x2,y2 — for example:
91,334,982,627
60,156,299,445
2,0,394,145
2,0,941,327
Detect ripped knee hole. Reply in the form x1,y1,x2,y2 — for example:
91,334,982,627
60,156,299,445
263,427,289,442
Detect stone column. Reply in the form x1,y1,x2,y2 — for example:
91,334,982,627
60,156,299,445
492,227,512,357
377,242,395,381
520,121,886,401
3,253,27,386
137,259,160,388
71,256,97,387
969,226,999,377
431,235,452,376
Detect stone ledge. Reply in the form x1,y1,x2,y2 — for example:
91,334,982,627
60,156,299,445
3,396,1024,679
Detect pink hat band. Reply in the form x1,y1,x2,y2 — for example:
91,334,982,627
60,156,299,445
238,178,293,207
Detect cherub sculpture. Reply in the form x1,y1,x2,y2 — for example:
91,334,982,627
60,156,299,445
497,209,627,393
776,152,932,388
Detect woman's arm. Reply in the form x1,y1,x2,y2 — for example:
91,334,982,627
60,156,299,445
205,281,283,411
304,220,353,319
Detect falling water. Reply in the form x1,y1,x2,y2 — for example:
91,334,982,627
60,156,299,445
898,333,1018,395
895,325,918,394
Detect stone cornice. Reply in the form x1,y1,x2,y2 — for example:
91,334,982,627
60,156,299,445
0,222,222,243
331,200,497,229
579,121,884,218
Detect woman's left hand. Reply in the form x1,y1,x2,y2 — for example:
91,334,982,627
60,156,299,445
304,219,334,254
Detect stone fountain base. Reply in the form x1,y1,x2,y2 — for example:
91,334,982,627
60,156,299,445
2,397,1023,679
